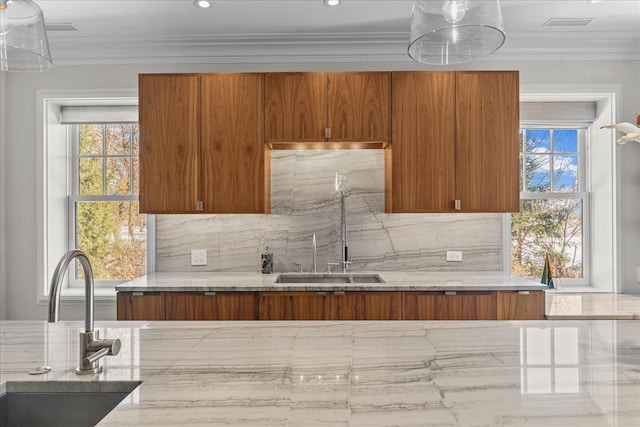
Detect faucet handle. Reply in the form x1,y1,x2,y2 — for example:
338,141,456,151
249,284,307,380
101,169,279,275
293,263,303,273
342,261,353,272
326,262,340,273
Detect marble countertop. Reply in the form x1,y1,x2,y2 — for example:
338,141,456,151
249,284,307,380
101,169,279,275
116,271,547,292
1,320,638,426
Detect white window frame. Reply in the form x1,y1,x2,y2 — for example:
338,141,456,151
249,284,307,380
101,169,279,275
37,90,155,303
67,124,153,289
516,126,591,287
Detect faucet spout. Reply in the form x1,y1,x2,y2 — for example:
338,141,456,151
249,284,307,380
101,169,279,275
48,250,120,375
48,250,94,332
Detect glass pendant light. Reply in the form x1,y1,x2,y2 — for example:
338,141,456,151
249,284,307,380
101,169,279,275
408,0,505,65
0,0,53,72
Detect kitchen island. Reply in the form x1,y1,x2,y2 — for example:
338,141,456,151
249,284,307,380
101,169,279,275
1,320,638,426
116,272,547,321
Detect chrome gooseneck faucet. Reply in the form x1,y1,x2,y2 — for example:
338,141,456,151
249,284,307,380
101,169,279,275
335,173,351,273
48,250,121,375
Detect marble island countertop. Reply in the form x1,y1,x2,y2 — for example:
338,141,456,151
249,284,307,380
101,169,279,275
116,271,547,292
1,320,639,426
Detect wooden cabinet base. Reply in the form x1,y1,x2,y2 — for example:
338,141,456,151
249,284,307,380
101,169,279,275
117,289,545,321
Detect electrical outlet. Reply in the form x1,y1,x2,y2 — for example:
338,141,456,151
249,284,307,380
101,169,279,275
191,249,207,266
637,267,640,282
446,251,463,262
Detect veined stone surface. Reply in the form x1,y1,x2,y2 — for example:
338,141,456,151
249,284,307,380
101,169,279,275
1,321,639,426
157,151,503,272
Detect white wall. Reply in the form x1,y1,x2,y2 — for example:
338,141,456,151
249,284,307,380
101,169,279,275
0,71,6,320
3,59,639,320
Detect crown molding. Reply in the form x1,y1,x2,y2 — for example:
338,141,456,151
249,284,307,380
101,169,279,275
46,31,640,66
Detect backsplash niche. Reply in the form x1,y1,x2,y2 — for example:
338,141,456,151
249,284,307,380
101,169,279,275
156,151,503,272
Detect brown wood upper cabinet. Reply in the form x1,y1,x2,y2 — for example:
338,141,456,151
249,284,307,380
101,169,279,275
265,72,391,147
139,73,269,214
387,71,519,213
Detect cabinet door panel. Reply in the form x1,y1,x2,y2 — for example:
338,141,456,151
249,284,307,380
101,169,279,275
202,292,259,320
328,72,391,142
456,71,520,212
139,74,199,213
117,292,165,320
165,292,202,320
389,72,456,212
259,292,330,320
435,293,497,320
402,292,437,320
201,74,268,213
331,292,402,320
497,291,545,320
265,73,327,142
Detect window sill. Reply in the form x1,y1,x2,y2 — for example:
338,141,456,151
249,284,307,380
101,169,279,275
39,287,117,305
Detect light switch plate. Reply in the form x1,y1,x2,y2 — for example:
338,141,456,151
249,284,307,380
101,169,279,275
446,251,463,262
191,249,207,266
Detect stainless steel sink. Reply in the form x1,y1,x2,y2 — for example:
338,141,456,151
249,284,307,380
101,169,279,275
274,274,384,284
0,381,141,427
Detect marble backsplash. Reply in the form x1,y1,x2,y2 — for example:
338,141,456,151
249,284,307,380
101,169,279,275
156,150,504,273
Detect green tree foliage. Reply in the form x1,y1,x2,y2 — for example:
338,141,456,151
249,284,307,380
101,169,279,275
76,124,146,281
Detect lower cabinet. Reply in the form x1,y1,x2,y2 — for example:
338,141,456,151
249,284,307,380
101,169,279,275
118,291,258,320
434,292,497,320
402,292,497,320
259,292,331,320
331,291,402,320
117,292,165,320
497,291,545,320
117,290,545,321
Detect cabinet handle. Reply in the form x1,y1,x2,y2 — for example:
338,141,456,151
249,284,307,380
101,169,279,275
197,201,203,211
132,292,144,296
445,291,457,296
204,292,217,296
315,292,327,296
518,291,530,295
454,200,461,210
334,291,345,296
325,127,331,139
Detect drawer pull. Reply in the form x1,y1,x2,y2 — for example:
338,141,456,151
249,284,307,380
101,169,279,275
204,292,217,296
334,291,345,296
445,291,457,296
132,292,144,296
518,291,530,295
315,292,327,296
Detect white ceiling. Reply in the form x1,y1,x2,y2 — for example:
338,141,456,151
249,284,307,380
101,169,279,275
37,0,640,65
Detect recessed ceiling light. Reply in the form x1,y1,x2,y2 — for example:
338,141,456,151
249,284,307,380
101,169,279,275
324,0,341,7
194,0,211,8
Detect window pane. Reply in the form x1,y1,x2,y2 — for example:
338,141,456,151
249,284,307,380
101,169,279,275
525,129,551,153
133,157,140,195
106,124,131,155
76,201,146,280
79,157,103,195
107,157,131,195
132,124,140,156
511,199,583,279
525,155,550,192
553,130,578,153
554,155,578,191
79,124,103,156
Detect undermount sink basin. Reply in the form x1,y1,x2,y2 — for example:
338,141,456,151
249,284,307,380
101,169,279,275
0,381,141,427
274,274,385,284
